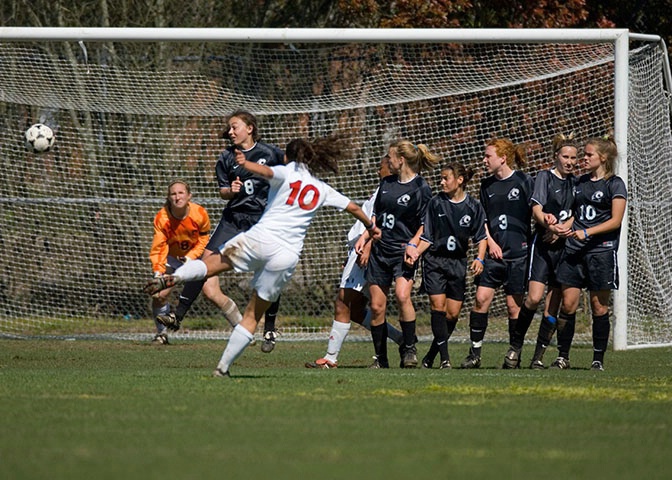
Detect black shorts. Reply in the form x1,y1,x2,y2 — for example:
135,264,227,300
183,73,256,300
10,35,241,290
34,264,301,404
366,247,417,287
421,252,467,301
527,237,564,287
556,249,619,291
206,209,260,252
475,255,528,295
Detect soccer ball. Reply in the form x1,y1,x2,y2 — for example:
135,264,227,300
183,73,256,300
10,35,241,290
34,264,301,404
25,123,55,153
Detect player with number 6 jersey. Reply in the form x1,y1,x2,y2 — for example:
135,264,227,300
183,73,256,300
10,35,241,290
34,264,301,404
143,135,381,378
408,163,487,369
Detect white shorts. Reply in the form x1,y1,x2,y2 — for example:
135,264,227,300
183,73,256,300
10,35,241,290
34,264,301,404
339,248,367,293
219,231,299,302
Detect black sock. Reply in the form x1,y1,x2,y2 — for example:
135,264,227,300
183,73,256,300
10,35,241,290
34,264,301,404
174,278,206,321
592,313,610,363
371,323,388,363
430,310,449,362
446,318,457,339
512,305,536,350
508,317,518,346
533,315,557,360
557,312,576,359
400,320,417,349
264,296,280,333
469,311,488,357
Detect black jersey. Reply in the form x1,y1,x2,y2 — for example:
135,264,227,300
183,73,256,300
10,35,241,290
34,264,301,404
565,174,627,253
216,141,285,216
531,169,575,249
420,192,487,258
480,170,534,260
373,174,432,255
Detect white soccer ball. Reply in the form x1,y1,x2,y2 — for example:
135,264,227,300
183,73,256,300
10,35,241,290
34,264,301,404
25,123,55,153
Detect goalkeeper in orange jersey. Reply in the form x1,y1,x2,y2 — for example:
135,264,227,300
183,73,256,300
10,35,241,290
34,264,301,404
148,179,213,344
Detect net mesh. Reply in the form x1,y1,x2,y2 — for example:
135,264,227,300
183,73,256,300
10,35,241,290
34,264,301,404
0,39,670,346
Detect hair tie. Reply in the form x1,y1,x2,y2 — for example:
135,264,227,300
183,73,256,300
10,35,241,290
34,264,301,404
413,144,418,151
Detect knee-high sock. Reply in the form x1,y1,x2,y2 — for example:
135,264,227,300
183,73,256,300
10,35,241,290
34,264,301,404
221,297,242,328
174,259,208,283
216,324,254,373
400,320,417,349
264,296,280,332
429,310,448,362
469,311,488,357
511,305,535,350
324,320,351,363
556,312,576,359
152,303,170,334
174,279,206,322
371,323,388,362
532,315,557,361
361,310,403,346
592,313,610,363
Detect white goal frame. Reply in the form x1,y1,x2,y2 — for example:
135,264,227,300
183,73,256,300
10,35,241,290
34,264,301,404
1,27,669,350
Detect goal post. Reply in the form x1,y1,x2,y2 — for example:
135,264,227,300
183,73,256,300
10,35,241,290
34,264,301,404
0,27,670,349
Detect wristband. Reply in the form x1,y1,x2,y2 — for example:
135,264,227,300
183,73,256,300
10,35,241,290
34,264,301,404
407,242,418,248
366,222,376,231
583,229,590,240
475,257,485,265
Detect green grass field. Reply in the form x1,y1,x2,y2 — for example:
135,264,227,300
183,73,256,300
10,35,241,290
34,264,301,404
1,339,670,480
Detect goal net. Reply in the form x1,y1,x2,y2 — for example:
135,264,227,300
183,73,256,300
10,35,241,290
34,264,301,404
1,29,670,348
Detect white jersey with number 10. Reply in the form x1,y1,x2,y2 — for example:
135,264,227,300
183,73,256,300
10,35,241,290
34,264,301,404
247,161,351,256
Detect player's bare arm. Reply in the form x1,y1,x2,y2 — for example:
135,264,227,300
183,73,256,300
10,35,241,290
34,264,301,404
234,149,274,178
484,224,503,260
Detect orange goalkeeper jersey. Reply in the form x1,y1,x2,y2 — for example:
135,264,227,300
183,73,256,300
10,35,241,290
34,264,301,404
150,203,211,274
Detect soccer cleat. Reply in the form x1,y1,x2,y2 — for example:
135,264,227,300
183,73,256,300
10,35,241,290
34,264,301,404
305,358,338,369
401,345,418,368
156,312,181,332
460,350,481,369
143,274,178,296
550,356,571,370
421,355,434,369
502,347,521,369
152,333,169,345
439,359,452,370
261,330,278,353
212,368,230,378
590,360,605,371
529,359,545,370
368,356,389,369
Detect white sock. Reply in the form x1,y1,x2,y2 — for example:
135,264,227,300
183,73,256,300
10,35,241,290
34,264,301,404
324,320,351,363
174,259,208,283
222,297,243,327
152,303,170,333
217,324,254,373
361,309,403,346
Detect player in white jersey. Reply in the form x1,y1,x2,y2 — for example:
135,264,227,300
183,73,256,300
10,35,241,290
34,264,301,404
143,135,382,378
305,155,403,369
555,135,627,371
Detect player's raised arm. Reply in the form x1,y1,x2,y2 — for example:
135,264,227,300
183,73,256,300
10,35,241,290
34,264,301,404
234,148,275,178
345,201,381,241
